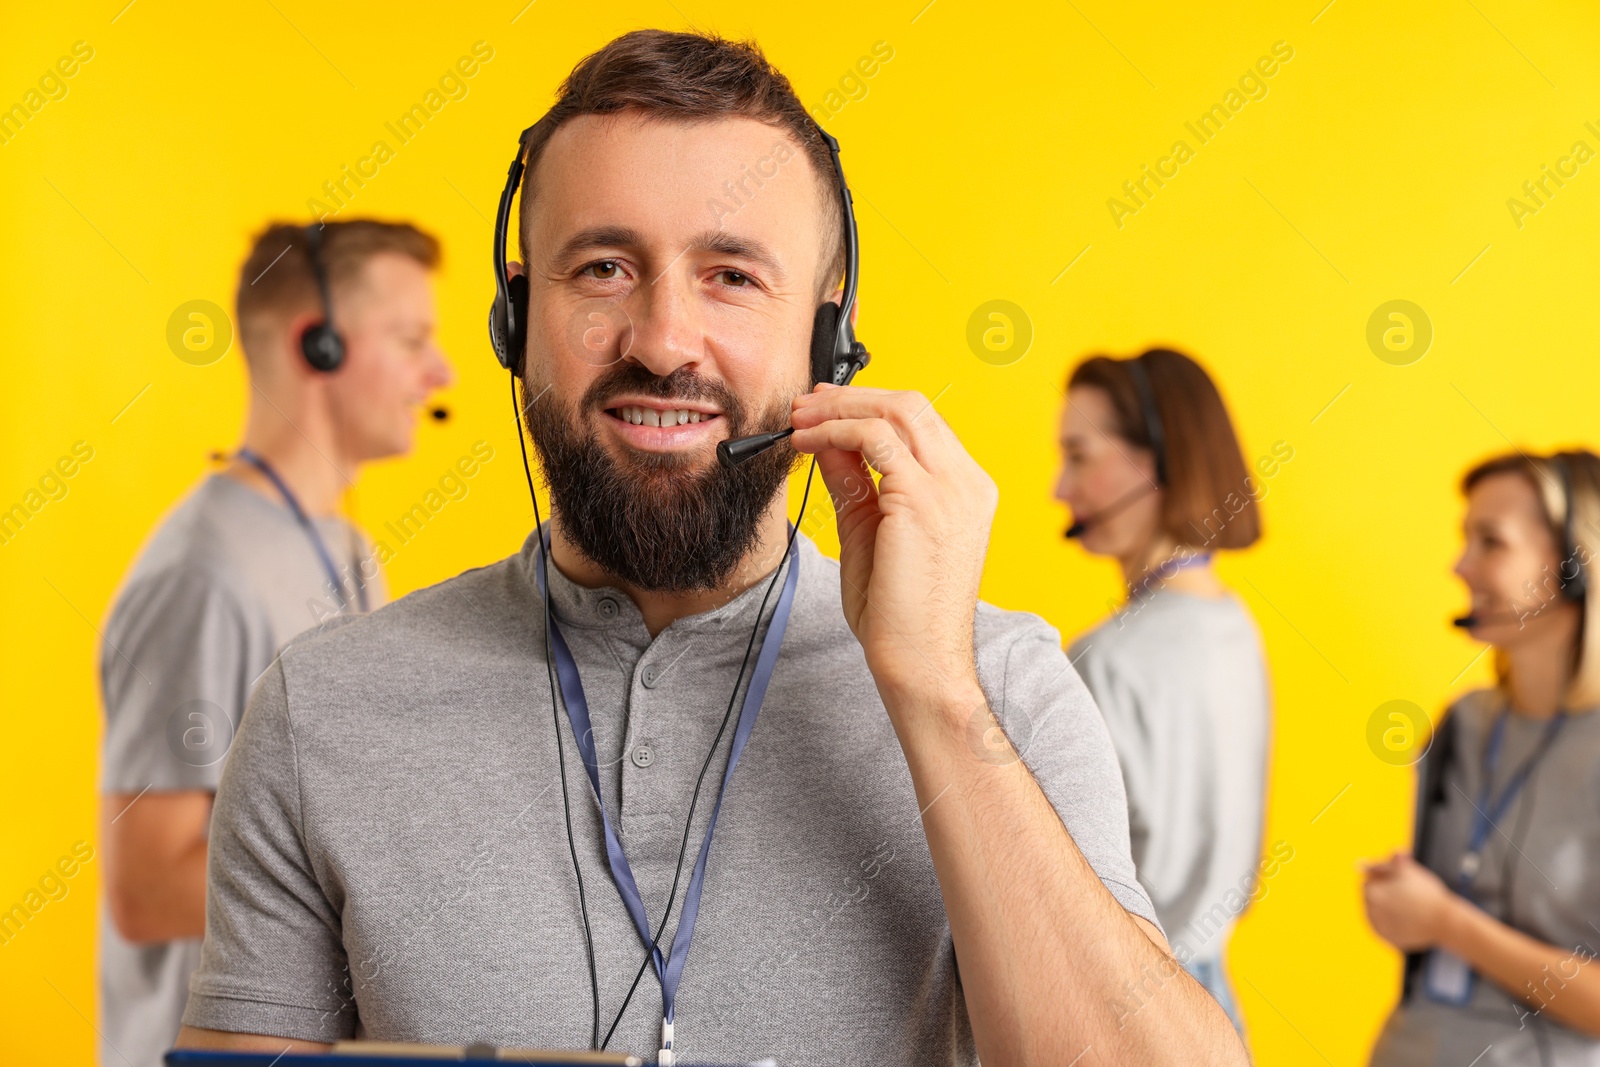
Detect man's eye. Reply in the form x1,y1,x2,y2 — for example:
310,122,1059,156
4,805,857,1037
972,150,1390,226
716,269,752,287
583,260,623,280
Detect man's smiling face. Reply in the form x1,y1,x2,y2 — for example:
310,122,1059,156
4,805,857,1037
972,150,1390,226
516,110,839,591
524,111,833,461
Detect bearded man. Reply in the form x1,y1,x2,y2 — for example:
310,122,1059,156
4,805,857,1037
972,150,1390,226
176,28,1247,1067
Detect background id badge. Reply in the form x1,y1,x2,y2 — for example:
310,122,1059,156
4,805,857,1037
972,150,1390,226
1424,948,1475,1004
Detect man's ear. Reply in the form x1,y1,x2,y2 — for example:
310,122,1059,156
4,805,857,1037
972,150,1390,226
824,285,857,327
508,260,526,280
283,311,324,375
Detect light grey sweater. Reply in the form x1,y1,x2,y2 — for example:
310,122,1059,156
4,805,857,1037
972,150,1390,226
1069,587,1272,961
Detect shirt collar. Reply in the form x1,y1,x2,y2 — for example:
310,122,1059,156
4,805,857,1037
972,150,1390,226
209,472,352,533
517,525,805,637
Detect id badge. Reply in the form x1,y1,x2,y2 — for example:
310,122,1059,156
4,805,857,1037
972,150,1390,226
1423,948,1475,1005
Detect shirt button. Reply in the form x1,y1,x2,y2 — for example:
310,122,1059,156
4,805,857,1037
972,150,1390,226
631,743,655,768
641,664,660,688
597,597,619,620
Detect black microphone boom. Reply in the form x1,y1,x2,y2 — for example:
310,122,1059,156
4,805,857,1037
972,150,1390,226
1063,482,1161,540
716,348,869,469
717,427,794,468
1453,607,1526,628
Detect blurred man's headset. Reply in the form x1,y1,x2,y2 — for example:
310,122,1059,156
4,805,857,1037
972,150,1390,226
299,224,346,373
486,120,870,464
1064,353,1168,539
300,223,450,422
1453,454,1588,627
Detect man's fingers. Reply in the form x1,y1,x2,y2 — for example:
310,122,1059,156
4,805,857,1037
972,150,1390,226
1365,857,1395,877
790,417,923,482
792,387,951,470
812,447,878,526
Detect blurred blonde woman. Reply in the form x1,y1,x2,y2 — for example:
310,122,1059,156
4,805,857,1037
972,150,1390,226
1054,348,1277,1032
1366,450,1600,1066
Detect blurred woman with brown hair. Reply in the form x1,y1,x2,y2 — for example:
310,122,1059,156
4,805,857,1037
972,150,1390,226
1365,449,1600,1067
1054,348,1279,1032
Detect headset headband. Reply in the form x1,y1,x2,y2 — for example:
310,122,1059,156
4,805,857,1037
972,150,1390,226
304,224,336,329
488,125,534,370
489,118,864,382
1554,455,1588,602
297,223,348,372
1126,355,1167,486
813,125,861,368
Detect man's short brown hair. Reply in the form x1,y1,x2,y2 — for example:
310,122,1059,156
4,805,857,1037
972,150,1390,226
516,29,846,300
1068,348,1262,551
235,219,440,369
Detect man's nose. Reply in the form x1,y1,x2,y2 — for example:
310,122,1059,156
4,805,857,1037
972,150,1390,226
1053,467,1072,504
425,342,454,390
622,271,703,378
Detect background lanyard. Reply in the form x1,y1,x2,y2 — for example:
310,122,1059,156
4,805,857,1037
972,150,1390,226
234,448,369,614
1457,709,1567,894
533,530,798,1048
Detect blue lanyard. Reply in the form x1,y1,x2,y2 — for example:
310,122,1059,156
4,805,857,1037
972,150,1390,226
234,448,368,614
532,528,798,1055
1456,709,1567,894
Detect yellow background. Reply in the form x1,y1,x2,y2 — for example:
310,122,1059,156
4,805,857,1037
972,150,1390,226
5,0,1600,1063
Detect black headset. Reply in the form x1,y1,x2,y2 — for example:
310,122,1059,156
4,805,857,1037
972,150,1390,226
488,121,869,392
1554,455,1588,603
1452,455,1589,628
1125,353,1168,487
299,224,346,373
1061,352,1170,540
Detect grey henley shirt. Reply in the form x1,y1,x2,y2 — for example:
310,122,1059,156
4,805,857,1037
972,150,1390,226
100,473,382,1067
183,529,1156,1066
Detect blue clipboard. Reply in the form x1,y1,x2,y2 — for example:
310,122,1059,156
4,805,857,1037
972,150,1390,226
166,1055,616,1067
166,1052,736,1067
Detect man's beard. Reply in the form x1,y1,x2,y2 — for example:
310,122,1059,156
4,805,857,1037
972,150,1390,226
521,363,801,593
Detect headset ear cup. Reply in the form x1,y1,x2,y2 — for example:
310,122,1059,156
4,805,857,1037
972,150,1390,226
301,323,344,372
507,273,530,375
489,274,531,373
810,302,840,387
1563,559,1587,603
488,295,510,369
1555,456,1588,604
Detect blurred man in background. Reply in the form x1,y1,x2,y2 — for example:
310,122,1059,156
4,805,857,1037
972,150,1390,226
97,219,453,1067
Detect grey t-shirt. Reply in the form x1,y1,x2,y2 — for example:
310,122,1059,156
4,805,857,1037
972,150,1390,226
1068,588,1271,961
1370,690,1600,1067
183,529,1157,1066
100,473,383,1067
